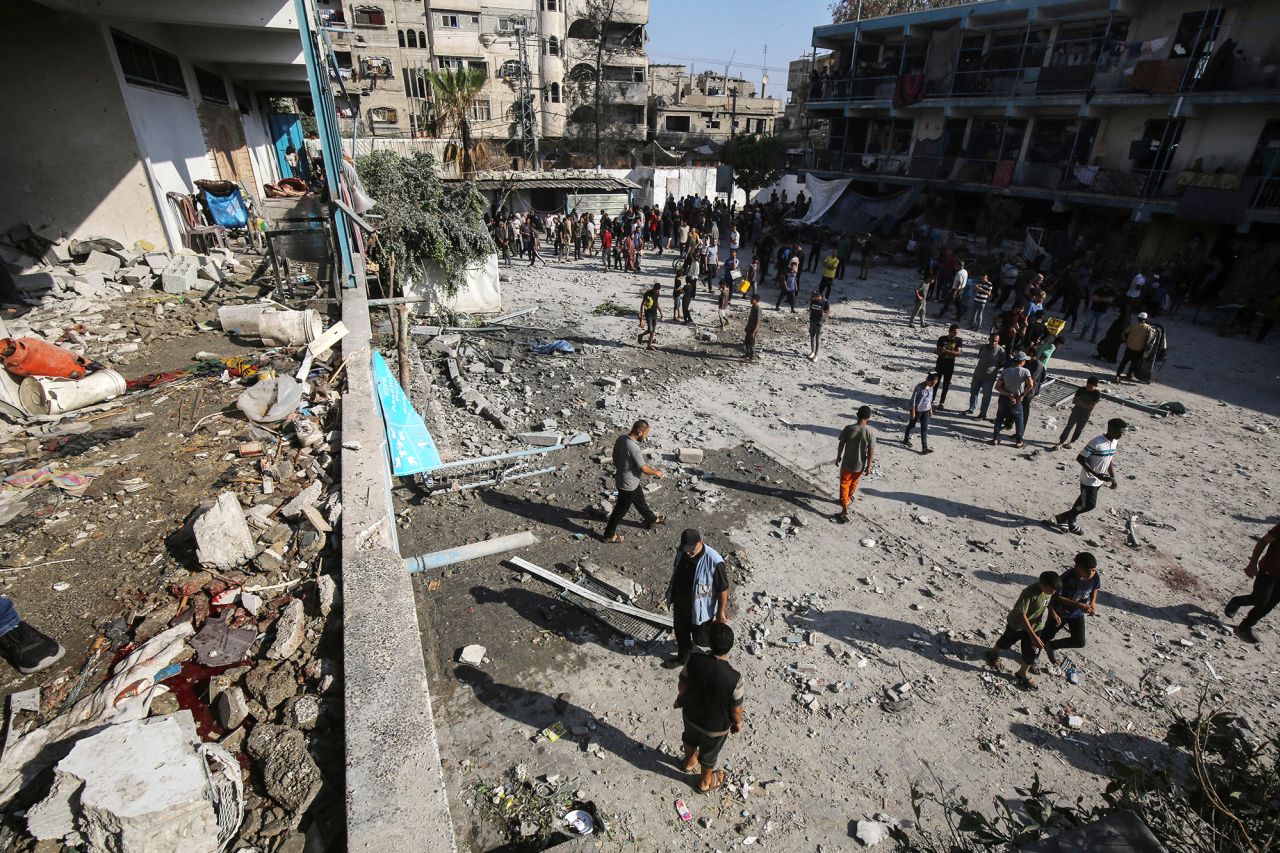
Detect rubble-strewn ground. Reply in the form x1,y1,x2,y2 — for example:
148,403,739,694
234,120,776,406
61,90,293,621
0,236,344,852
405,247,1280,851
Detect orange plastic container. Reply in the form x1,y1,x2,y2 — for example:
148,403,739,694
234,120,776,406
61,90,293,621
1,338,93,380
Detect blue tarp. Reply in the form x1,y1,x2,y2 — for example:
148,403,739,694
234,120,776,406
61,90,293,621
372,351,441,475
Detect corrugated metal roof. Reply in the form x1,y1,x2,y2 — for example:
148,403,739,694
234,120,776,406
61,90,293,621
455,170,639,191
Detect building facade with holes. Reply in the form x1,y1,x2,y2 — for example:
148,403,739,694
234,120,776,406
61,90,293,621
2,0,302,252
805,0,1280,266
649,68,784,158
321,0,650,160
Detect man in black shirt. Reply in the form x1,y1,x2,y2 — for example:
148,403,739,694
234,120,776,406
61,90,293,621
675,622,745,793
664,528,729,668
807,290,830,360
743,294,762,362
934,325,962,410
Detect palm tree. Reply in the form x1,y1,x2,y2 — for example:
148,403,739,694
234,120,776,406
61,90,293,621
427,66,487,176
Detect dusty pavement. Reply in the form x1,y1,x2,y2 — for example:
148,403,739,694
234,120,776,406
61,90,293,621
402,245,1280,851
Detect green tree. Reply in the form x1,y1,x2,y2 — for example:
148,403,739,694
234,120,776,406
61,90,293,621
975,197,1022,247
829,0,967,23
427,66,487,176
721,134,785,201
355,151,494,297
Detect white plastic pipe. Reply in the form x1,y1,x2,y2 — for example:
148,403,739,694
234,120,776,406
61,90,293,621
404,530,538,574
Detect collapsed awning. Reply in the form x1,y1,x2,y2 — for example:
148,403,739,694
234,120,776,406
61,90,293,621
801,176,922,235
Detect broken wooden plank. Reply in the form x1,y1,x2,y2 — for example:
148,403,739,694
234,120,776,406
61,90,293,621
301,504,333,534
505,556,674,629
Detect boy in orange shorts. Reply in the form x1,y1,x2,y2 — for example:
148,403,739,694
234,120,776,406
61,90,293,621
834,405,876,523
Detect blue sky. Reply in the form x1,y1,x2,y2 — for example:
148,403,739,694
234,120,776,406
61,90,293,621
646,0,834,101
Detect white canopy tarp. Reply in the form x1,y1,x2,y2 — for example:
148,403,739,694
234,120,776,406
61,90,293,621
406,254,502,316
798,176,855,225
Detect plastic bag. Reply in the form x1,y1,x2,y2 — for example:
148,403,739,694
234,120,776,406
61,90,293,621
236,376,302,423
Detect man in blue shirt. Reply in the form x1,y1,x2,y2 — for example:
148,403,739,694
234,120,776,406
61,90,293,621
1039,552,1101,665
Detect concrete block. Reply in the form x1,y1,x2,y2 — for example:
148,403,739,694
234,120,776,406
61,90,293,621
14,272,56,295
495,359,513,374
317,574,337,617
109,247,138,266
161,255,199,294
28,712,218,852
118,268,153,288
143,252,171,273
280,481,323,519
678,448,705,464
427,333,461,354
84,250,121,275
193,492,256,570
516,431,562,447
214,686,249,730
247,724,323,817
197,261,225,283
457,644,487,665
267,599,305,660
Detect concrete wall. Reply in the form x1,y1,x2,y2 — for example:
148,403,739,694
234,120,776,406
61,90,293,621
105,21,221,250
1091,106,1167,169
1174,107,1269,175
0,2,165,246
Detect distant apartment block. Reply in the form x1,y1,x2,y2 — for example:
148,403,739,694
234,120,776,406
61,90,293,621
805,0,1280,253
321,0,649,150
649,67,783,156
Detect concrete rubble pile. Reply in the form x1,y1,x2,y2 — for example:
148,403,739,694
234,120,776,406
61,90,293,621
0,227,348,853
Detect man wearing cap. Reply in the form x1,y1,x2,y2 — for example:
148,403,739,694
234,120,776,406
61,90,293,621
991,353,1032,448
835,405,877,523
1049,418,1125,535
663,529,730,669
1116,312,1153,381
674,621,745,793
1039,552,1102,665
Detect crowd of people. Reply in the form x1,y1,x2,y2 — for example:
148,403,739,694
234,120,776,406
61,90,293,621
569,194,1276,793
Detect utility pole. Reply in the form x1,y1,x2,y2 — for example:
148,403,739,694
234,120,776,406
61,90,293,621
512,17,539,168
730,87,738,139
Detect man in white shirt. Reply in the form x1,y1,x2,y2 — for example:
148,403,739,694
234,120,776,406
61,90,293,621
1126,270,1146,309
1049,418,1127,534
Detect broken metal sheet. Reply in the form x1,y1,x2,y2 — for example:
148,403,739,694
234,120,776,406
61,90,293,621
371,351,442,475
505,556,673,630
563,573,667,644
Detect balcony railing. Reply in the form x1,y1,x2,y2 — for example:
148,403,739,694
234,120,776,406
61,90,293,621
1250,176,1280,209
806,17,1280,105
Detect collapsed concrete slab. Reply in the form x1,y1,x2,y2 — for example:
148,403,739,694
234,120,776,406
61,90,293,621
27,711,219,853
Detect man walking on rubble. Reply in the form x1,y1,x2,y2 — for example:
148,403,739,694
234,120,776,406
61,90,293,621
1224,522,1280,645
1046,418,1126,535
834,405,876,524
603,420,666,543
675,621,745,793
663,528,730,669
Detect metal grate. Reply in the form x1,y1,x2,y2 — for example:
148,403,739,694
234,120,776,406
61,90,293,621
561,574,669,644
1041,378,1079,407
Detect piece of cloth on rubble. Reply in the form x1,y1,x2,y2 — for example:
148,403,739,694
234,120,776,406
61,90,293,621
4,464,103,497
0,622,195,805
528,339,576,355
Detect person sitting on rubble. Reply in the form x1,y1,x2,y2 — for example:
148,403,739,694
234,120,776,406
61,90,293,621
663,529,729,669
0,596,65,674
674,621,745,794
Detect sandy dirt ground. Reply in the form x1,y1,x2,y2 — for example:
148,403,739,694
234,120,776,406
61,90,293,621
404,243,1280,851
